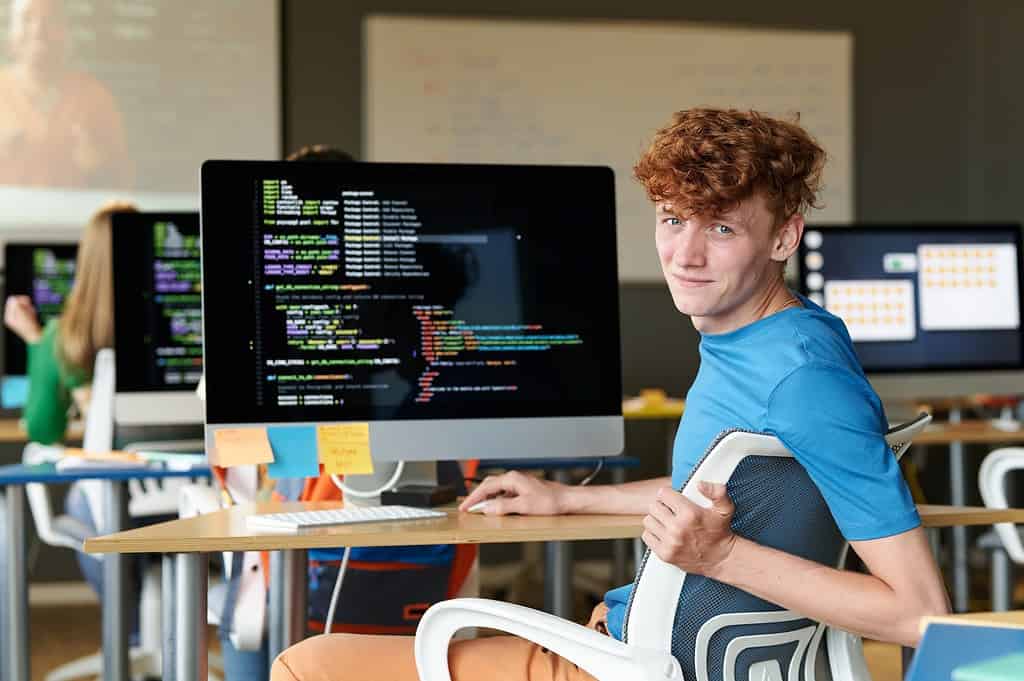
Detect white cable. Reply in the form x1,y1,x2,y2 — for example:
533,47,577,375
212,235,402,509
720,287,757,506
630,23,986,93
578,458,604,487
323,546,352,634
330,460,406,499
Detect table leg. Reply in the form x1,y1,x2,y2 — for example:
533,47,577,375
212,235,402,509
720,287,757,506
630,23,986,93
101,480,130,681
611,466,629,585
4,486,28,681
162,554,177,681
545,470,573,618
176,553,208,681
901,644,914,678
948,407,969,612
268,549,308,666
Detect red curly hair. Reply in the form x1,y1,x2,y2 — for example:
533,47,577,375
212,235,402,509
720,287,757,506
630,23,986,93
634,108,826,225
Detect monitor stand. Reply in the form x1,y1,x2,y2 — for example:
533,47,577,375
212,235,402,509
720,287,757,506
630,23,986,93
341,460,439,507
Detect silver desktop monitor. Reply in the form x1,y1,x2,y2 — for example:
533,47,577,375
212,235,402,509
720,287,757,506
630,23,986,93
2,242,77,409
199,161,624,461
112,212,204,425
797,223,1024,402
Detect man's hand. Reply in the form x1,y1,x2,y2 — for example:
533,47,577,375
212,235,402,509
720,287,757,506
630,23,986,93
458,470,568,515
4,295,42,344
642,481,737,576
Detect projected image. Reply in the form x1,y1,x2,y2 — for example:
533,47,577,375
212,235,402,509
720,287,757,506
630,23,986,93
0,0,278,223
918,243,1020,331
0,0,130,189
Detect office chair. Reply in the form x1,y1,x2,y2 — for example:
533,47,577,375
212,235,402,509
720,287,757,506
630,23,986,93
978,447,1024,611
415,414,932,681
22,349,214,681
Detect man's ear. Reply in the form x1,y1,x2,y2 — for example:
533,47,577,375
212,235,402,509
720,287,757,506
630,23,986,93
772,213,804,263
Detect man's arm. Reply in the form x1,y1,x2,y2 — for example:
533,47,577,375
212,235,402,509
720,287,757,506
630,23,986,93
458,470,670,515
645,483,950,647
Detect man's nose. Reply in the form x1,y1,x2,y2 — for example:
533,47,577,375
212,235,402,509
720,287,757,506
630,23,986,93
674,228,706,267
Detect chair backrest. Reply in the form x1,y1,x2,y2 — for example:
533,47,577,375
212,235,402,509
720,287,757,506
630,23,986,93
978,447,1024,564
622,413,931,681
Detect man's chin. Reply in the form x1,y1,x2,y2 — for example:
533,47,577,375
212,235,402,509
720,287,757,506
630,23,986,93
668,293,710,318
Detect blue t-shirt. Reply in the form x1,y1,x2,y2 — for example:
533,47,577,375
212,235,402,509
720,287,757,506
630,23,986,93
604,295,920,640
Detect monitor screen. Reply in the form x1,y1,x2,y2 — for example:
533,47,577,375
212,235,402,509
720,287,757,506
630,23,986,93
201,161,624,461
797,224,1024,398
3,243,77,382
112,212,203,425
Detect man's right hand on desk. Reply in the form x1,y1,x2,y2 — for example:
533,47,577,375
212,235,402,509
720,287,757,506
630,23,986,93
458,470,569,516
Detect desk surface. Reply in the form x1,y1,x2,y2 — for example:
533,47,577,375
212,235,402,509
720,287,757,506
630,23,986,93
84,502,1024,555
914,421,1024,446
0,418,84,443
923,611,1024,630
0,462,210,485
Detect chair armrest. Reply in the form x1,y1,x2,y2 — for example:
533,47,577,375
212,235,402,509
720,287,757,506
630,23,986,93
414,598,681,681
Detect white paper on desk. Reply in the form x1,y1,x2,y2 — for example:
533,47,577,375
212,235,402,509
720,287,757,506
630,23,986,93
55,457,149,472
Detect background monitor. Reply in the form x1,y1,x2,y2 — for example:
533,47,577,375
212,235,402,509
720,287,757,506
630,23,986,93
200,161,624,461
112,212,203,425
797,223,1024,401
2,242,77,408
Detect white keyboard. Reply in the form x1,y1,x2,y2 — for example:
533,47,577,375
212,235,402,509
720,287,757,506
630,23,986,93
246,505,447,532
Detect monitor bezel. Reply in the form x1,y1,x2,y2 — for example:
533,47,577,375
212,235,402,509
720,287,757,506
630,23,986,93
2,241,78,378
111,211,204,425
199,160,625,459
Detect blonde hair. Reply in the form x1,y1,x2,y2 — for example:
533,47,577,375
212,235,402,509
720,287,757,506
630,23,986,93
58,201,136,373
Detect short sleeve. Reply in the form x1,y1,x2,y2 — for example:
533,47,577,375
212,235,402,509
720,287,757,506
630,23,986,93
764,361,920,541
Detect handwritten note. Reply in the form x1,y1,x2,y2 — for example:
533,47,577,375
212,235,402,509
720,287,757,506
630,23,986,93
317,423,374,475
211,428,275,467
266,426,320,479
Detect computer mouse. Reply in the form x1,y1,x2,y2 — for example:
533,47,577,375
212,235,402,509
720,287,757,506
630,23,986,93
466,500,490,514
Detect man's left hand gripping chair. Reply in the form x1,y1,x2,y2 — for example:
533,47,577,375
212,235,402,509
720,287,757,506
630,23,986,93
415,414,931,681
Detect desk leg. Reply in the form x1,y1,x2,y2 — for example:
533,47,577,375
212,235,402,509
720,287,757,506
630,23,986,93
611,466,629,585
176,553,208,681
269,549,308,666
948,407,969,612
162,554,177,681
901,645,914,679
545,470,573,618
101,480,130,681
4,486,28,681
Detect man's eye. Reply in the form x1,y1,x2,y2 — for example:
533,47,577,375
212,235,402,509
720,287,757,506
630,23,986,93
713,224,733,235
663,217,681,225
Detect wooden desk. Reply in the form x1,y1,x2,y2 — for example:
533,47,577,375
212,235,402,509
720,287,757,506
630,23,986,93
85,501,643,554
85,503,650,681
84,501,1024,681
915,420,1024,446
923,610,1024,629
912,419,1024,613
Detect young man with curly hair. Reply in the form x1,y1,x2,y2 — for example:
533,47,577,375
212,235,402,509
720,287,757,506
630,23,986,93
270,109,949,681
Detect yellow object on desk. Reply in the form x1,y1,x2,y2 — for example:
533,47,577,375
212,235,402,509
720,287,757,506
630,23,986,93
622,389,685,419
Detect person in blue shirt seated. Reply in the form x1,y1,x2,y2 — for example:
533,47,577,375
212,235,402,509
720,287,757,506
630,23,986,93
269,108,950,681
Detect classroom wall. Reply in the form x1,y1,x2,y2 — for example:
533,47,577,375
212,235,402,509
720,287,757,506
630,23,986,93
282,0,1024,398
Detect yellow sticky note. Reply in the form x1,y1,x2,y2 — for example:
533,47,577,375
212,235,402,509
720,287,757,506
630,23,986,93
317,423,374,475
212,428,275,467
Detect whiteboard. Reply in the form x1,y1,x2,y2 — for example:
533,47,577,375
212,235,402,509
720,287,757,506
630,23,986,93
366,15,853,282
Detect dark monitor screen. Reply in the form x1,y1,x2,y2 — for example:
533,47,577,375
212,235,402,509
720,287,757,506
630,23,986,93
200,161,623,427
3,243,78,378
112,212,203,391
796,224,1024,373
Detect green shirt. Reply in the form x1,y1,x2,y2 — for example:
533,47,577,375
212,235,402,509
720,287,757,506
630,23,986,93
24,318,89,444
